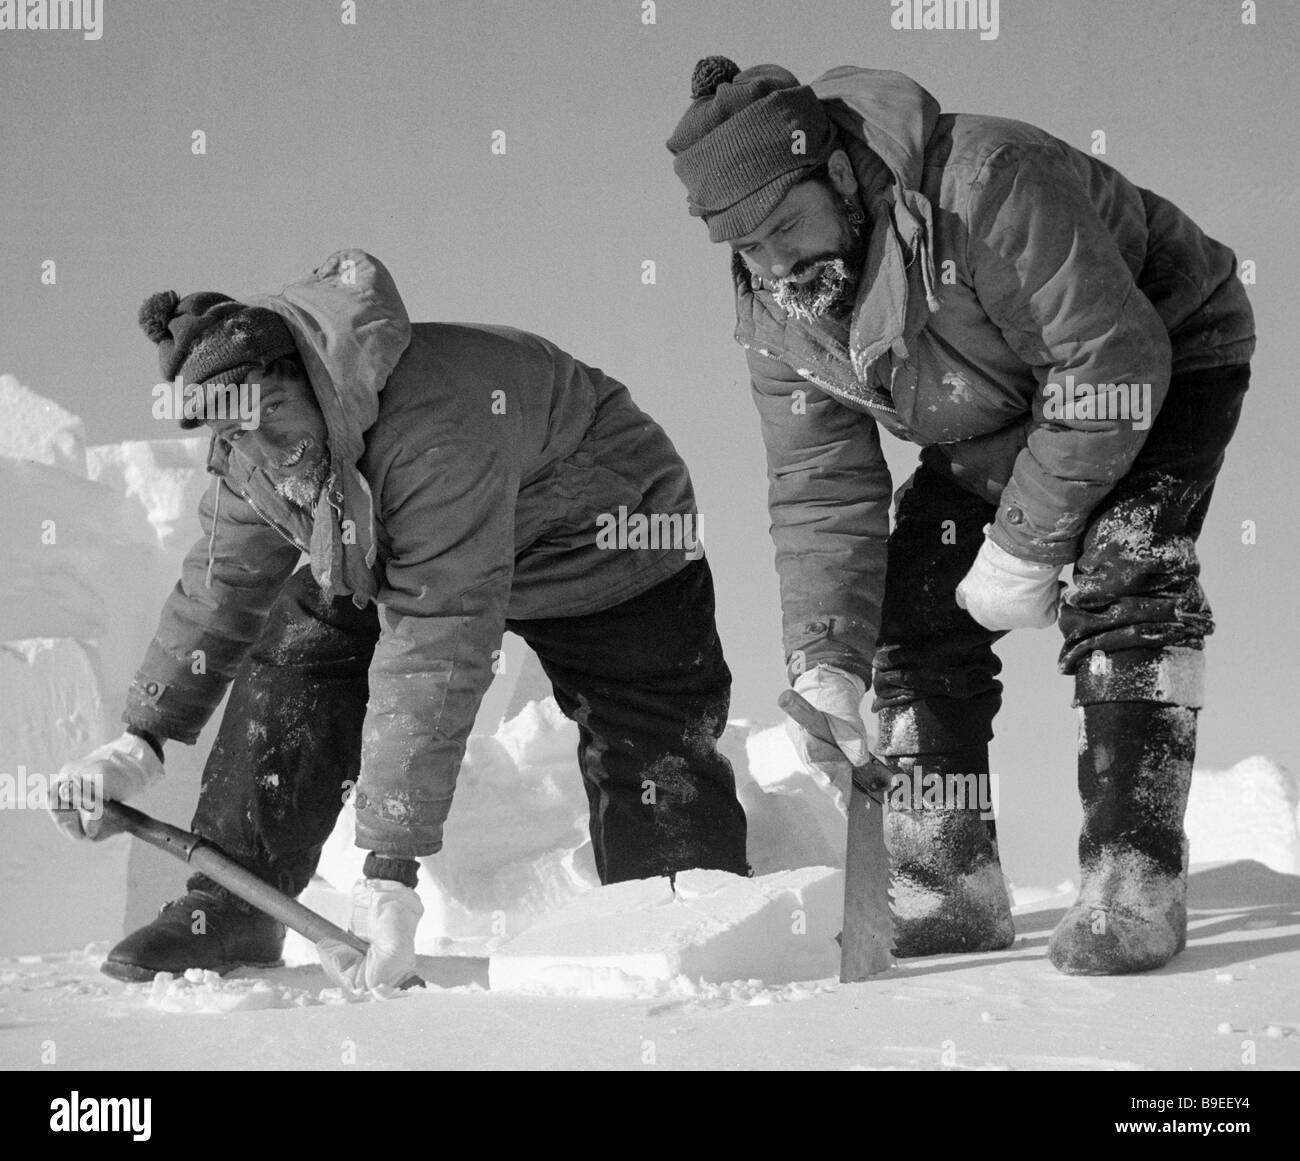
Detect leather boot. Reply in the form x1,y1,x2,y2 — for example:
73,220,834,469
102,879,285,982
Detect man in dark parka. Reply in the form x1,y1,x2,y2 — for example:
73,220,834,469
52,250,749,990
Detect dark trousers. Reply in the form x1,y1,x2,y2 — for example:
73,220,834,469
190,557,748,897
871,364,1250,754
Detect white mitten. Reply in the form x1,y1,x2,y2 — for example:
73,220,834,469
784,664,871,786
318,878,423,995
956,530,1065,631
49,732,164,841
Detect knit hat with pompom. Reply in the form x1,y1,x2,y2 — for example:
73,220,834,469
666,56,836,242
138,289,298,428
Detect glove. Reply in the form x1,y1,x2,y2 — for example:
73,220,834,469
784,664,871,787
956,529,1065,631
49,732,165,842
318,878,423,995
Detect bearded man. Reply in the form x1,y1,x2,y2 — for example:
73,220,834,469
667,58,1254,974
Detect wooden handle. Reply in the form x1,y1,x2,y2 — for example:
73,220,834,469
777,689,893,794
102,802,424,990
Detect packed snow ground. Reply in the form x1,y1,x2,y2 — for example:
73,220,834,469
2,380,1298,1069
2,860,1297,1071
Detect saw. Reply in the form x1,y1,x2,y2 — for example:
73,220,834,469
779,689,894,980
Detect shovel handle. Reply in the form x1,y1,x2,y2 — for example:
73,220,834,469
102,802,424,990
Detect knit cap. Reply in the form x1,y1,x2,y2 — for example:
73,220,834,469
138,289,298,428
667,56,837,242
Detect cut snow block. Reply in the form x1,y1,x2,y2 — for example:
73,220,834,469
0,458,159,640
0,640,129,956
740,723,847,873
0,375,87,475
86,437,209,548
1187,756,1300,875
488,866,843,996
314,702,601,950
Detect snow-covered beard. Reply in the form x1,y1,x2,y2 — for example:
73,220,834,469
273,451,332,510
771,257,860,323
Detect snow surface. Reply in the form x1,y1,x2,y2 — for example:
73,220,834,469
3,861,1298,1071
2,386,1299,1069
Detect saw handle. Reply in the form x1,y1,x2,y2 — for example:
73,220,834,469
777,689,894,796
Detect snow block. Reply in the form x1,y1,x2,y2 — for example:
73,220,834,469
318,700,854,957
738,723,847,873
0,459,157,640
1187,756,1300,875
487,866,843,996
86,437,209,547
0,375,87,475
314,698,602,951
0,639,130,956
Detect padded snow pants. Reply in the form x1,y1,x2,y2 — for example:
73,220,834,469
189,556,748,897
871,363,1250,758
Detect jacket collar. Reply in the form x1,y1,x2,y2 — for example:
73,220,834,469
203,428,371,601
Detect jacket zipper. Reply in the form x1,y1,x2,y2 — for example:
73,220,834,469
736,336,900,419
234,480,309,553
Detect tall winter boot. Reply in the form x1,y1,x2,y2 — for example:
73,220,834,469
1049,648,1201,975
882,748,1016,957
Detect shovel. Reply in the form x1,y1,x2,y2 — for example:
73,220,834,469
101,801,425,990
779,689,895,981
